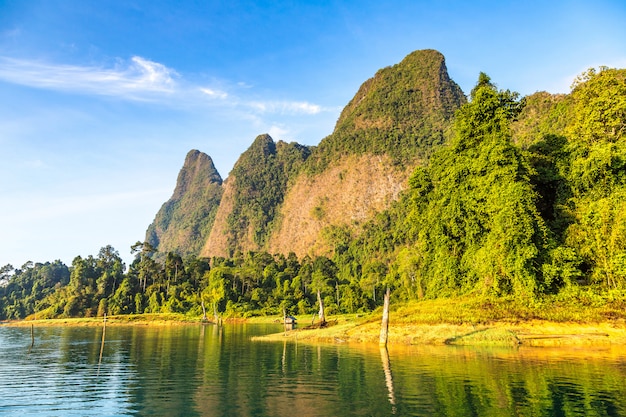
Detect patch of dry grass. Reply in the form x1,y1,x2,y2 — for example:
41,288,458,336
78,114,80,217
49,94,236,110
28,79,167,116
253,295,626,347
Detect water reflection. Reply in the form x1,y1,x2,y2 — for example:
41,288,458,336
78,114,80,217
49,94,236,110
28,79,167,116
1,325,626,416
380,346,397,414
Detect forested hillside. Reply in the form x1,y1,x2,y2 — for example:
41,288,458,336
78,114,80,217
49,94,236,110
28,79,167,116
1,53,625,321
201,135,311,257
146,150,223,261
268,49,466,257
308,49,465,171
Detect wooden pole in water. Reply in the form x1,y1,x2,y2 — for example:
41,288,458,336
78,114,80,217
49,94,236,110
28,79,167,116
379,287,391,346
98,313,107,375
28,324,34,353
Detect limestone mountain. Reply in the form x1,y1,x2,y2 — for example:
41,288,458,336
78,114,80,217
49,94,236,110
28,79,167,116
148,49,468,260
145,150,223,260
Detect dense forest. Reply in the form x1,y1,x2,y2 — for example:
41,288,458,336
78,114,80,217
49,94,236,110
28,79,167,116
1,60,625,321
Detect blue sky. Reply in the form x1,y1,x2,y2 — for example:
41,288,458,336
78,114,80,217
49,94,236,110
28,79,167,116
1,0,625,269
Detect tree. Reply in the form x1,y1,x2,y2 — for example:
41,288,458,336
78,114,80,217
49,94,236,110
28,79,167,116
563,67,626,287
202,267,228,322
108,277,135,315
0,264,13,287
96,245,125,297
165,252,184,295
401,73,549,298
310,256,337,324
130,241,159,292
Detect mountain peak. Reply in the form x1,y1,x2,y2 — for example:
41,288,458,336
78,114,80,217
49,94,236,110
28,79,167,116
171,150,222,200
145,149,223,259
314,49,466,168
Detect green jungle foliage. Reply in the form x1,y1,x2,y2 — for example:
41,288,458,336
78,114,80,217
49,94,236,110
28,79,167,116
226,135,311,253
0,261,69,319
0,245,368,320
307,49,466,173
2,66,625,321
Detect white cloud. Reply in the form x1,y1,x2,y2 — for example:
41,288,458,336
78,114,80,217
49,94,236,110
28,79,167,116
199,87,228,99
22,159,46,169
0,55,330,116
0,55,178,100
267,125,290,140
247,100,322,115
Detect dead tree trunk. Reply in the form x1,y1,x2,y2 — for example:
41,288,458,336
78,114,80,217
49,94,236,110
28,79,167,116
317,289,326,325
201,299,208,322
379,287,391,346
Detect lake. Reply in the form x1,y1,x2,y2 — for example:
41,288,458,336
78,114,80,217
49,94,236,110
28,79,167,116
0,323,625,416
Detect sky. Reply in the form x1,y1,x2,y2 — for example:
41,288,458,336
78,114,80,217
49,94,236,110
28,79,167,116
1,0,625,270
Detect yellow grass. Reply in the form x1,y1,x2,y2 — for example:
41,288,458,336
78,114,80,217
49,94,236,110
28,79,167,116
253,296,626,347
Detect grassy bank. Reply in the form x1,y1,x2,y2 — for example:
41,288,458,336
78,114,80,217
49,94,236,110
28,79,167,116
253,293,626,347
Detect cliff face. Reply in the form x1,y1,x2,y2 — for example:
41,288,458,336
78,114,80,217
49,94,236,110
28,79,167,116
267,153,407,257
148,49,468,259
266,49,466,257
200,135,311,257
145,150,223,260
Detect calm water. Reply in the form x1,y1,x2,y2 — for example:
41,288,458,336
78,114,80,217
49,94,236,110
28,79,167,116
1,324,625,416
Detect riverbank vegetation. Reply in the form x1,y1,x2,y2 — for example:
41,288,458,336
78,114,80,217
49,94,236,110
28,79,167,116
2,66,625,336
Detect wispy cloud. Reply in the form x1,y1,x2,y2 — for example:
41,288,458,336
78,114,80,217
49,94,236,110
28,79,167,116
199,87,228,99
0,55,334,116
247,100,323,115
0,56,178,100
267,125,290,140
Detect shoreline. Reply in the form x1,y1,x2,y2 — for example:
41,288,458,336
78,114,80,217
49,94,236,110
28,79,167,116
0,313,280,328
4,311,626,348
0,313,204,327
